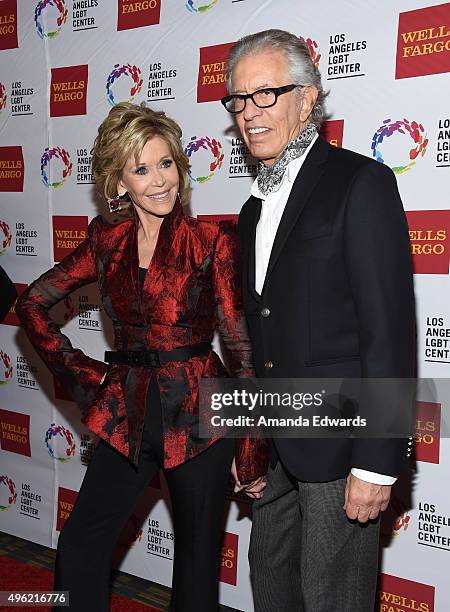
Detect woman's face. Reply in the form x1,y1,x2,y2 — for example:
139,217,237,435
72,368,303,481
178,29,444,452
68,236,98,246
118,135,179,218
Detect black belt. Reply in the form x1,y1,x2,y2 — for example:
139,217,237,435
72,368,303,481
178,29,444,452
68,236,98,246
104,342,211,368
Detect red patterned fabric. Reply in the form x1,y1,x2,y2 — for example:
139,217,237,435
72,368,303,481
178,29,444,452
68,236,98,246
16,201,268,484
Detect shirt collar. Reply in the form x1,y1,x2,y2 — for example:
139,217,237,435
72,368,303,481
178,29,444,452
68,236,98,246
250,133,319,200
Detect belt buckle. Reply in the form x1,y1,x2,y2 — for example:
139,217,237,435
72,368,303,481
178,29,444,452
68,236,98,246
129,351,143,367
145,351,160,368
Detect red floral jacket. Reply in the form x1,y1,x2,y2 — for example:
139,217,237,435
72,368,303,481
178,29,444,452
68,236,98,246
16,200,268,484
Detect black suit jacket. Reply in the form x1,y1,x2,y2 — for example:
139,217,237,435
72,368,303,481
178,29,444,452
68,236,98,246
238,136,416,482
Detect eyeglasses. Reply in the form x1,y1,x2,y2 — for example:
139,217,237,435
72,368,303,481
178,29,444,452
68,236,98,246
221,84,302,114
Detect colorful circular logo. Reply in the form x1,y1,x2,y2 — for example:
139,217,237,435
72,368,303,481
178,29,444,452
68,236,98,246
371,118,428,175
186,0,218,13
34,0,68,39
0,221,13,255
0,475,17,511
45,424,76,462
184,136,224,183
300,37,321,67
0,82,7,112
41,147,72,188
393,512,411,535
0,351,13,385
106,64,143,106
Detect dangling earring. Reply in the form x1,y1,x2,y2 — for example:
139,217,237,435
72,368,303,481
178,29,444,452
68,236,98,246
107,192,130,213
177,191,181,204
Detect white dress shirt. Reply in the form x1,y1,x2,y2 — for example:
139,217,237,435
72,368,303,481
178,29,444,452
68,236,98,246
251,134,396,486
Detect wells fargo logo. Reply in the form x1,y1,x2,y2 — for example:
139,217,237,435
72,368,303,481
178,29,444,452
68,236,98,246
56,486,77,531
396,3,450,79
45,423,76,463
0,146,24,192
52,215,88,262
0,409,31,457
0,474,17,511
406,210,450,274
320,119,344,147
34,0,68,40
415,401,441,464
0,0,18,50
220,531,238,586
378,573,434,611
2,283,26,326
371,118,428,175
117,0,161,30
197,42,235,103
50,65,88,117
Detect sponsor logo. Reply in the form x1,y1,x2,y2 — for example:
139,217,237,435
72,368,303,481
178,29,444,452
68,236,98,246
185,136,224,183
0,410,31,457
0,350,13,385
106,63,143,106
0,0,18,50
117,0,161,30
227,137,257,179
8,81,35,117
327,32,367,80
76,147,95,184
415,401,441,464
72,0,99,32
300,36,321,66
14,221,39,257
79,433,96,466
16,354,40,390
0,220,13,255
45,423,76,462
371,118,428,175
147,62,177,102
34,0,68,39
417,500,450,552
424,315,450,364
197,42,235,103
0,82,7,112
436,116,450,166
320,119,344,147
378,573,435,611
186,0,218,13
56,486,77,530
146,518,174,560
220,531,238,586
0,475,17,511
50,65,88,117
19,481,42,519
52,215,88,262
396,3,450,80
406,210,450,275
393,512,411,536
0,146,24,192
41,146,72,188
2,284,27,327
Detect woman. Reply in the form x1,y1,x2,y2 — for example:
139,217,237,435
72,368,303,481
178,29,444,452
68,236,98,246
16,102,267,611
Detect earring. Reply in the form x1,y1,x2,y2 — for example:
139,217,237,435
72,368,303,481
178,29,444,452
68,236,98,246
177,191,181,204
107,192,130,213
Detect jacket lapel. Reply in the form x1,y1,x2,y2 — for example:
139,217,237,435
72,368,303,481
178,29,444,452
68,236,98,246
262,137,329,293
246,196,262,300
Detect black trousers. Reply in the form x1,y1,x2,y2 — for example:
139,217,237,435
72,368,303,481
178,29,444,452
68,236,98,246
53,376,234,611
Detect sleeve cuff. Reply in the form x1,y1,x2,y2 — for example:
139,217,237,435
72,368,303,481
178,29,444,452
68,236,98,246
351,468,397,485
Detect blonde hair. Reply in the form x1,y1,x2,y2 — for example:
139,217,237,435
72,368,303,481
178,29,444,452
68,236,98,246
91,102,191,212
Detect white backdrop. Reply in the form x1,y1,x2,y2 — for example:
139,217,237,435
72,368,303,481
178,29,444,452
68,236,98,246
1,1,449,610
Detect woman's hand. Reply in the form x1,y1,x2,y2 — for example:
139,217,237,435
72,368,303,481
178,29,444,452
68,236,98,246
231,458,267,499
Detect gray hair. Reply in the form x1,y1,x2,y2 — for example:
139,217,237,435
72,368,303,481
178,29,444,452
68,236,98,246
227,29,328,128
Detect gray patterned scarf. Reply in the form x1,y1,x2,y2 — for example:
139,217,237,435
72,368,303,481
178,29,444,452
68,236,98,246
257,123,318,196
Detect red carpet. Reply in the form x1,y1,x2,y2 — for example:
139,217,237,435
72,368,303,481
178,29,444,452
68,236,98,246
0,555,160,611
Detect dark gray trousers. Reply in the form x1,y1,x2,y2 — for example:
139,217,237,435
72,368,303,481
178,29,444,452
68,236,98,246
249,461,380,612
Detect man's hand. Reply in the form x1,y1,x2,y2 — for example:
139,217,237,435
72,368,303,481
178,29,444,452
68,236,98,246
343,473,392,523
231,458,267,499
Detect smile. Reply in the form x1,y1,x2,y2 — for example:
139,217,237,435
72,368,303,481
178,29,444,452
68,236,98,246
248,127,270,134
147,191,170,200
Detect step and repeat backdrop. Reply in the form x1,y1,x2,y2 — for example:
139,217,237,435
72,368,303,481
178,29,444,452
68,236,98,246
1,0,450,610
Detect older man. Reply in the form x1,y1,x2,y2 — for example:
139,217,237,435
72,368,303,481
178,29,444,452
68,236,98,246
223,30,415,611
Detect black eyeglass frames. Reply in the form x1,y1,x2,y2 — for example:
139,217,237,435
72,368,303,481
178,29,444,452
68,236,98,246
220,84,303,114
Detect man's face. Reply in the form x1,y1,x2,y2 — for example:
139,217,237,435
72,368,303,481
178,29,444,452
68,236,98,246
231,49,316,166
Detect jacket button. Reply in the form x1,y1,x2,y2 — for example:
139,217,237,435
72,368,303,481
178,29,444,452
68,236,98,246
261,308,270,317
265,361,273,369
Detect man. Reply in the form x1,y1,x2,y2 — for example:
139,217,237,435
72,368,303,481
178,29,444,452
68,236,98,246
223,30,415,611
